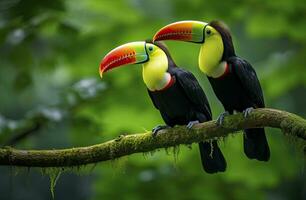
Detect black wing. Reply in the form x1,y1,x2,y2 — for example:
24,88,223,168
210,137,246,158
147,90,158,109
228,57,265,107
175,68,212,119
147,90,175,126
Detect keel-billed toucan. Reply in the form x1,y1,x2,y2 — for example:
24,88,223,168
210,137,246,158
153,21,270,161
99,41,226,173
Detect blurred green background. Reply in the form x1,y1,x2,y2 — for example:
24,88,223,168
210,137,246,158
0,0,306,199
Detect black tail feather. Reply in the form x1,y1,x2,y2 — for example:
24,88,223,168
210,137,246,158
243,128,270,161
198,141,226,173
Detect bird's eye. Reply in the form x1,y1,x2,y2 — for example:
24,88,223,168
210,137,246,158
206,29,211,35
148,46,153,51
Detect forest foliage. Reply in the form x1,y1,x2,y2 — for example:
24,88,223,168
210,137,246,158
0,0,306,199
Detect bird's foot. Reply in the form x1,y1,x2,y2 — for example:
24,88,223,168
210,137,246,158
243,107,254,118
216,111,230,126
115,134,126,142
186,120,200,129
152,125,170,137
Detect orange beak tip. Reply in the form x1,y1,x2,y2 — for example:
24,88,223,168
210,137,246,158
99,69,104,79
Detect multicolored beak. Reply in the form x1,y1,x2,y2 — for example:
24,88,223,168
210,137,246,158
153,20,208,43
99,42,149,78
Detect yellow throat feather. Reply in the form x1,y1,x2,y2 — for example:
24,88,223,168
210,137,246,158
198,31,224,77
142,48,168,91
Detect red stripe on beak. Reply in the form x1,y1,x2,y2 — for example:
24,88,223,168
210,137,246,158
99,46,136,78
153,22,193,42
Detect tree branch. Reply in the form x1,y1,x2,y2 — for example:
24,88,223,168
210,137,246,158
0,108,305,167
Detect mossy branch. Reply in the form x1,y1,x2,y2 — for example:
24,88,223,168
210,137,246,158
0,108,305,167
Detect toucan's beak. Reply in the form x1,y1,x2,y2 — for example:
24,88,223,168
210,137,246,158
99,41,149,78
153,20,208,43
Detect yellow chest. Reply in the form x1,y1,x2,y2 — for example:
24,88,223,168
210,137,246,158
142,51,169,91
198,34,224,76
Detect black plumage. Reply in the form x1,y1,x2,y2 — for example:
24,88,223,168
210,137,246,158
148,42,226,173
208,21,270,161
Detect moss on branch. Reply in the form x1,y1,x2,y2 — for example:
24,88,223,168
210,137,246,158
0,108,305,167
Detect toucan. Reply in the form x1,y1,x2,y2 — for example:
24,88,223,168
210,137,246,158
153,20,270,161
99,40,226,173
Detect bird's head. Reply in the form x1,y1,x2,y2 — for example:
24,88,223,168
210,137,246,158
99,41,170,90
153,20,235,76
100,41,148,78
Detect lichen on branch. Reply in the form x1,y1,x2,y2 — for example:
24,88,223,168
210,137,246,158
0,108,305,167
